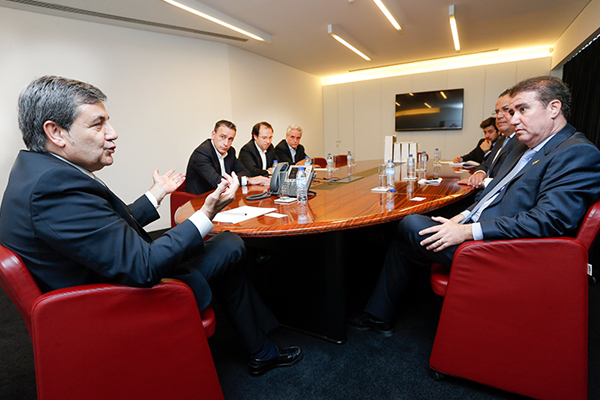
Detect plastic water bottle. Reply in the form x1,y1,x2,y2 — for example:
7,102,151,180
407,154,415,180
386,159,395,189
433,148,441,166
420,151,428,171
386,189,396,211
272,159,278,169
326,153,334,172
304,156,311,166
347,151,353,166
296,166,308,204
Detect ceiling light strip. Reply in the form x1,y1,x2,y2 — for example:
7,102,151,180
372,0,402,31
323,46,552,85
328,24,371,61
449,5,460,51
162,0,271,43
4,0,247,41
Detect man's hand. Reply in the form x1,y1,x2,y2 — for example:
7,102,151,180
466,171,486,188
248,176,270,186
149,168,185,204
453,156,463,163
200,172,240,220
479,139,492,152
418,215,473,252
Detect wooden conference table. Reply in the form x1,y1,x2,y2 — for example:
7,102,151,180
176,160,474,343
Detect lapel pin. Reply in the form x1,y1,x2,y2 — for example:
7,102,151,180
532,160,539,165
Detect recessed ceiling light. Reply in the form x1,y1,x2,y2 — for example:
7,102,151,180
449,5,460,51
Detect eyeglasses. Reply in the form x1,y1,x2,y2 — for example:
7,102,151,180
492,107,510,117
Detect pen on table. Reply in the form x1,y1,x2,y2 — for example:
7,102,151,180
225,212,248,216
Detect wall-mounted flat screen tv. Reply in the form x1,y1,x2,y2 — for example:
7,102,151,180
395,89,464,131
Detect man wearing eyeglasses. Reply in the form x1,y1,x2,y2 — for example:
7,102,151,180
463,90,518,188
239,121,278,177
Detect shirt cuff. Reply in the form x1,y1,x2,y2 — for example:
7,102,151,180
472,170,487,176
145,191,159,209
188,210,214,238
460,210,470,219
241,176,248,186
472,222,483,241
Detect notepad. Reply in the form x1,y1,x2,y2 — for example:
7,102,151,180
214,206,276,224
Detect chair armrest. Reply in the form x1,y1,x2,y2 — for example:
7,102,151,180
31,280,222,400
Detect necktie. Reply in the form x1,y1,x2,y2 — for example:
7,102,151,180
464,148,536,223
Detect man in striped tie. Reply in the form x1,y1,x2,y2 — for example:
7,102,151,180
350,76,600,336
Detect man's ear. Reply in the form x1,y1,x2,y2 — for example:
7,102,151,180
43,121,67,148
547,99,562,119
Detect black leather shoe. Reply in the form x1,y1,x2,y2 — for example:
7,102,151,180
249,346,303,376
348,312,393,337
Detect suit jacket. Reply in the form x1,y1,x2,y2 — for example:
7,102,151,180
274,139,308,165
185,139,250,195
0,151,214,308
469,124,600,239
239,139,277,177
460,138,495,164
473,134,519,179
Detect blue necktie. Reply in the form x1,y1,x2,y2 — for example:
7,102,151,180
464,148,536,223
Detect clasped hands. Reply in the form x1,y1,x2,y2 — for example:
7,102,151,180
418,215,473,252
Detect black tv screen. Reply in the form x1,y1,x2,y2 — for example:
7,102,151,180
395,89,464,131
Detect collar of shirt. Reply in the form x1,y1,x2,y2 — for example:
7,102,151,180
211,140,228,176
254,140,267,170
287,143,297,162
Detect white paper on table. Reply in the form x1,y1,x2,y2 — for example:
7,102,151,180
214,206,276,224
418,178,442,185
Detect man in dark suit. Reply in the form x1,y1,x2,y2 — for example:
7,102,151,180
350,76,600,336
239,121,278,176
453,117,500,164
462,90,519,189
275,125,308,165
0,76,302,375
185,120,269,195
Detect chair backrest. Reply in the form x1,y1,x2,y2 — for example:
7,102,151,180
170,182,197,228
0,244,42,335
576,198,600,251
313,157,327,168
335,154,348,167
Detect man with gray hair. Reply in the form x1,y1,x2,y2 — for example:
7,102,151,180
275,125,309,165
0,75,302,375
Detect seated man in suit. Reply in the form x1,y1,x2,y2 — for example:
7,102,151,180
350,76,600,336
239,121,278,176
463,90,518,189
185,120,269,195
453,117,500,164
0,76,302,376
275,125,309,165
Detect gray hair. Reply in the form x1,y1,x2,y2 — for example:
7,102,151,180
286,125,303,135
18,75,107,152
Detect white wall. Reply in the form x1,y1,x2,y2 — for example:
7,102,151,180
0,7,323,230
323,57,552,162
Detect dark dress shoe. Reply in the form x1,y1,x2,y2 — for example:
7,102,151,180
348,312,393,337
248,346,303,376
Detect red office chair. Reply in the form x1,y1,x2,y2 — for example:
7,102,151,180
334,154,348,167
170,181,196,228
313,157,327,168
428,199,600,400
0,244,223,400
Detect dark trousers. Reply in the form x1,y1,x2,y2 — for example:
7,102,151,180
365,214,459,322
175,231,278,354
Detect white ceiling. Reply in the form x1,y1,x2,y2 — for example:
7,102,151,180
1,0,593,77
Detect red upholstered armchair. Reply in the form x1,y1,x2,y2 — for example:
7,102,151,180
170,182,196,228
0,244,223,400
429,199,600,400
